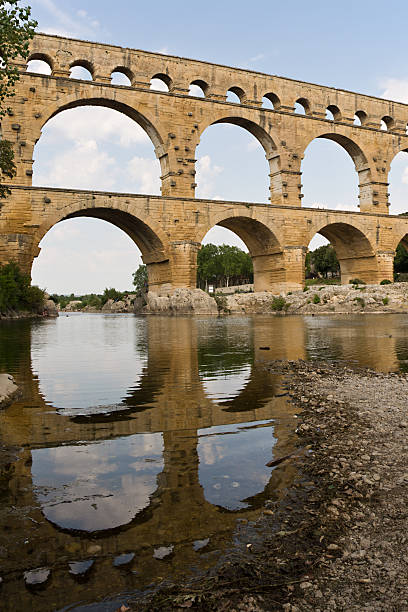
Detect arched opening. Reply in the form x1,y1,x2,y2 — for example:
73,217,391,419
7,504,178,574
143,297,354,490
354,110,367,126
262,93,281,110
32,209,168,295
189,80,208,97
26,57,52,75
196,118,275,203
388,149,408,215
325,105,341,121
69,60,93,80
111,67,133,86
308,223,376,284
294,97,310,115
198,217,282,292
381,115,394,131
301,134,367,211
226,87,245,103
150,73,171,92
33,104,162,195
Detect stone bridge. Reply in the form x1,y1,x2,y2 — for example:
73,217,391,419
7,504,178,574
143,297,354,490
2,33,408,289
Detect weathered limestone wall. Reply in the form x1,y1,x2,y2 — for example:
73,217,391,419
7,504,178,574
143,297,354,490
1,33,408,291
1,186,408,292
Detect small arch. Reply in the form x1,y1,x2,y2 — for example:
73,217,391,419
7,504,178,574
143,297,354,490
150,73,172,92
227,86,246,104
262,92,281,110
111,66,133,86
326,104,341,121
294,97,311,115
26,53,53,75
189,80,208,98
69,60,94,81
381,115,395,131
354,110,368,126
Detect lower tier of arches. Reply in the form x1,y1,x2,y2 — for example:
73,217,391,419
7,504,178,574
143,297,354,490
1,187,407,293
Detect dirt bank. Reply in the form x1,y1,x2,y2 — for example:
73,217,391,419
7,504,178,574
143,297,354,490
128,360,408,611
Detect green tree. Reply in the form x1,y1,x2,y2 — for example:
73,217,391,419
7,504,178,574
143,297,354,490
0,261,44,313
0,1,37,198
394,243,408,273
197,243,253,289
308,245,340,278
132,264,148,293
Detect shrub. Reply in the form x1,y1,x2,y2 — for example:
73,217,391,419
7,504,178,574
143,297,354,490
354,296,365,308
271,295,289,312
0,262,44,314
214,294,230,313
380,279,392,285
350,278,366,286
313,294,321,304
382,297,389,305
303,286,308,292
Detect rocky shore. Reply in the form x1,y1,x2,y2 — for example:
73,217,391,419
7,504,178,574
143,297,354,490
130,360,408,611
61,283,408,316
223,282,408,315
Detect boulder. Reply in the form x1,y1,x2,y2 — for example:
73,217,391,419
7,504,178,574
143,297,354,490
43,299,58,317
0,374,20,409
144,288,218,315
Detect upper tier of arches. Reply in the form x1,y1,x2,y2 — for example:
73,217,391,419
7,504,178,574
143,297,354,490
24,33,408,135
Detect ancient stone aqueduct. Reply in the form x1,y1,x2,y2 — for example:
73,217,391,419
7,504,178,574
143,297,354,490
2,32,408,290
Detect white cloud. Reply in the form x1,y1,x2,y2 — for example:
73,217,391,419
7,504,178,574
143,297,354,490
41,107,150,148
402,166,408,184
381,78,408,103
127,157,161,194
32,0,105,38
195,155,223,199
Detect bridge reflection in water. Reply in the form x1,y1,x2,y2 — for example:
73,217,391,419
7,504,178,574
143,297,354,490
0,313,408,610
0,315,303,610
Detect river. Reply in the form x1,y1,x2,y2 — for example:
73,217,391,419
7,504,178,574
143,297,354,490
1,313,408,610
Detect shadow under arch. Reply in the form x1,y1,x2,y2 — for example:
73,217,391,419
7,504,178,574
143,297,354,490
34,205,171,290
310,221,377,284
302,132,371,210
198,214,283,292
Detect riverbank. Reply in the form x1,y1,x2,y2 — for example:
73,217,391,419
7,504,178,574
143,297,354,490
129,360,408,611
59,283,408,316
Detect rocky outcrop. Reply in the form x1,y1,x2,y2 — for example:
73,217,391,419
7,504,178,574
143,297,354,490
142,288,218,315
101,295,136,313
0,374,20,409
43,299,58,317
223,283,408,315
64,300,83,311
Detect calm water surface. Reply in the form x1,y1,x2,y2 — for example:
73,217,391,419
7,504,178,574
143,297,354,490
1,313,408,610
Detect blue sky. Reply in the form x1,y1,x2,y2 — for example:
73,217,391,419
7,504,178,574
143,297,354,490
23,0,408,293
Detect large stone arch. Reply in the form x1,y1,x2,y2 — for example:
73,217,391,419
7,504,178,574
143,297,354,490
33,199,171,291
196,113,280,204
300,131,372,212
308,221,379,284
32,94,170,188
196,213,291,292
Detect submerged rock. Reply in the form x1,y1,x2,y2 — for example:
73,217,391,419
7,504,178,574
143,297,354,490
24,567,50,587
